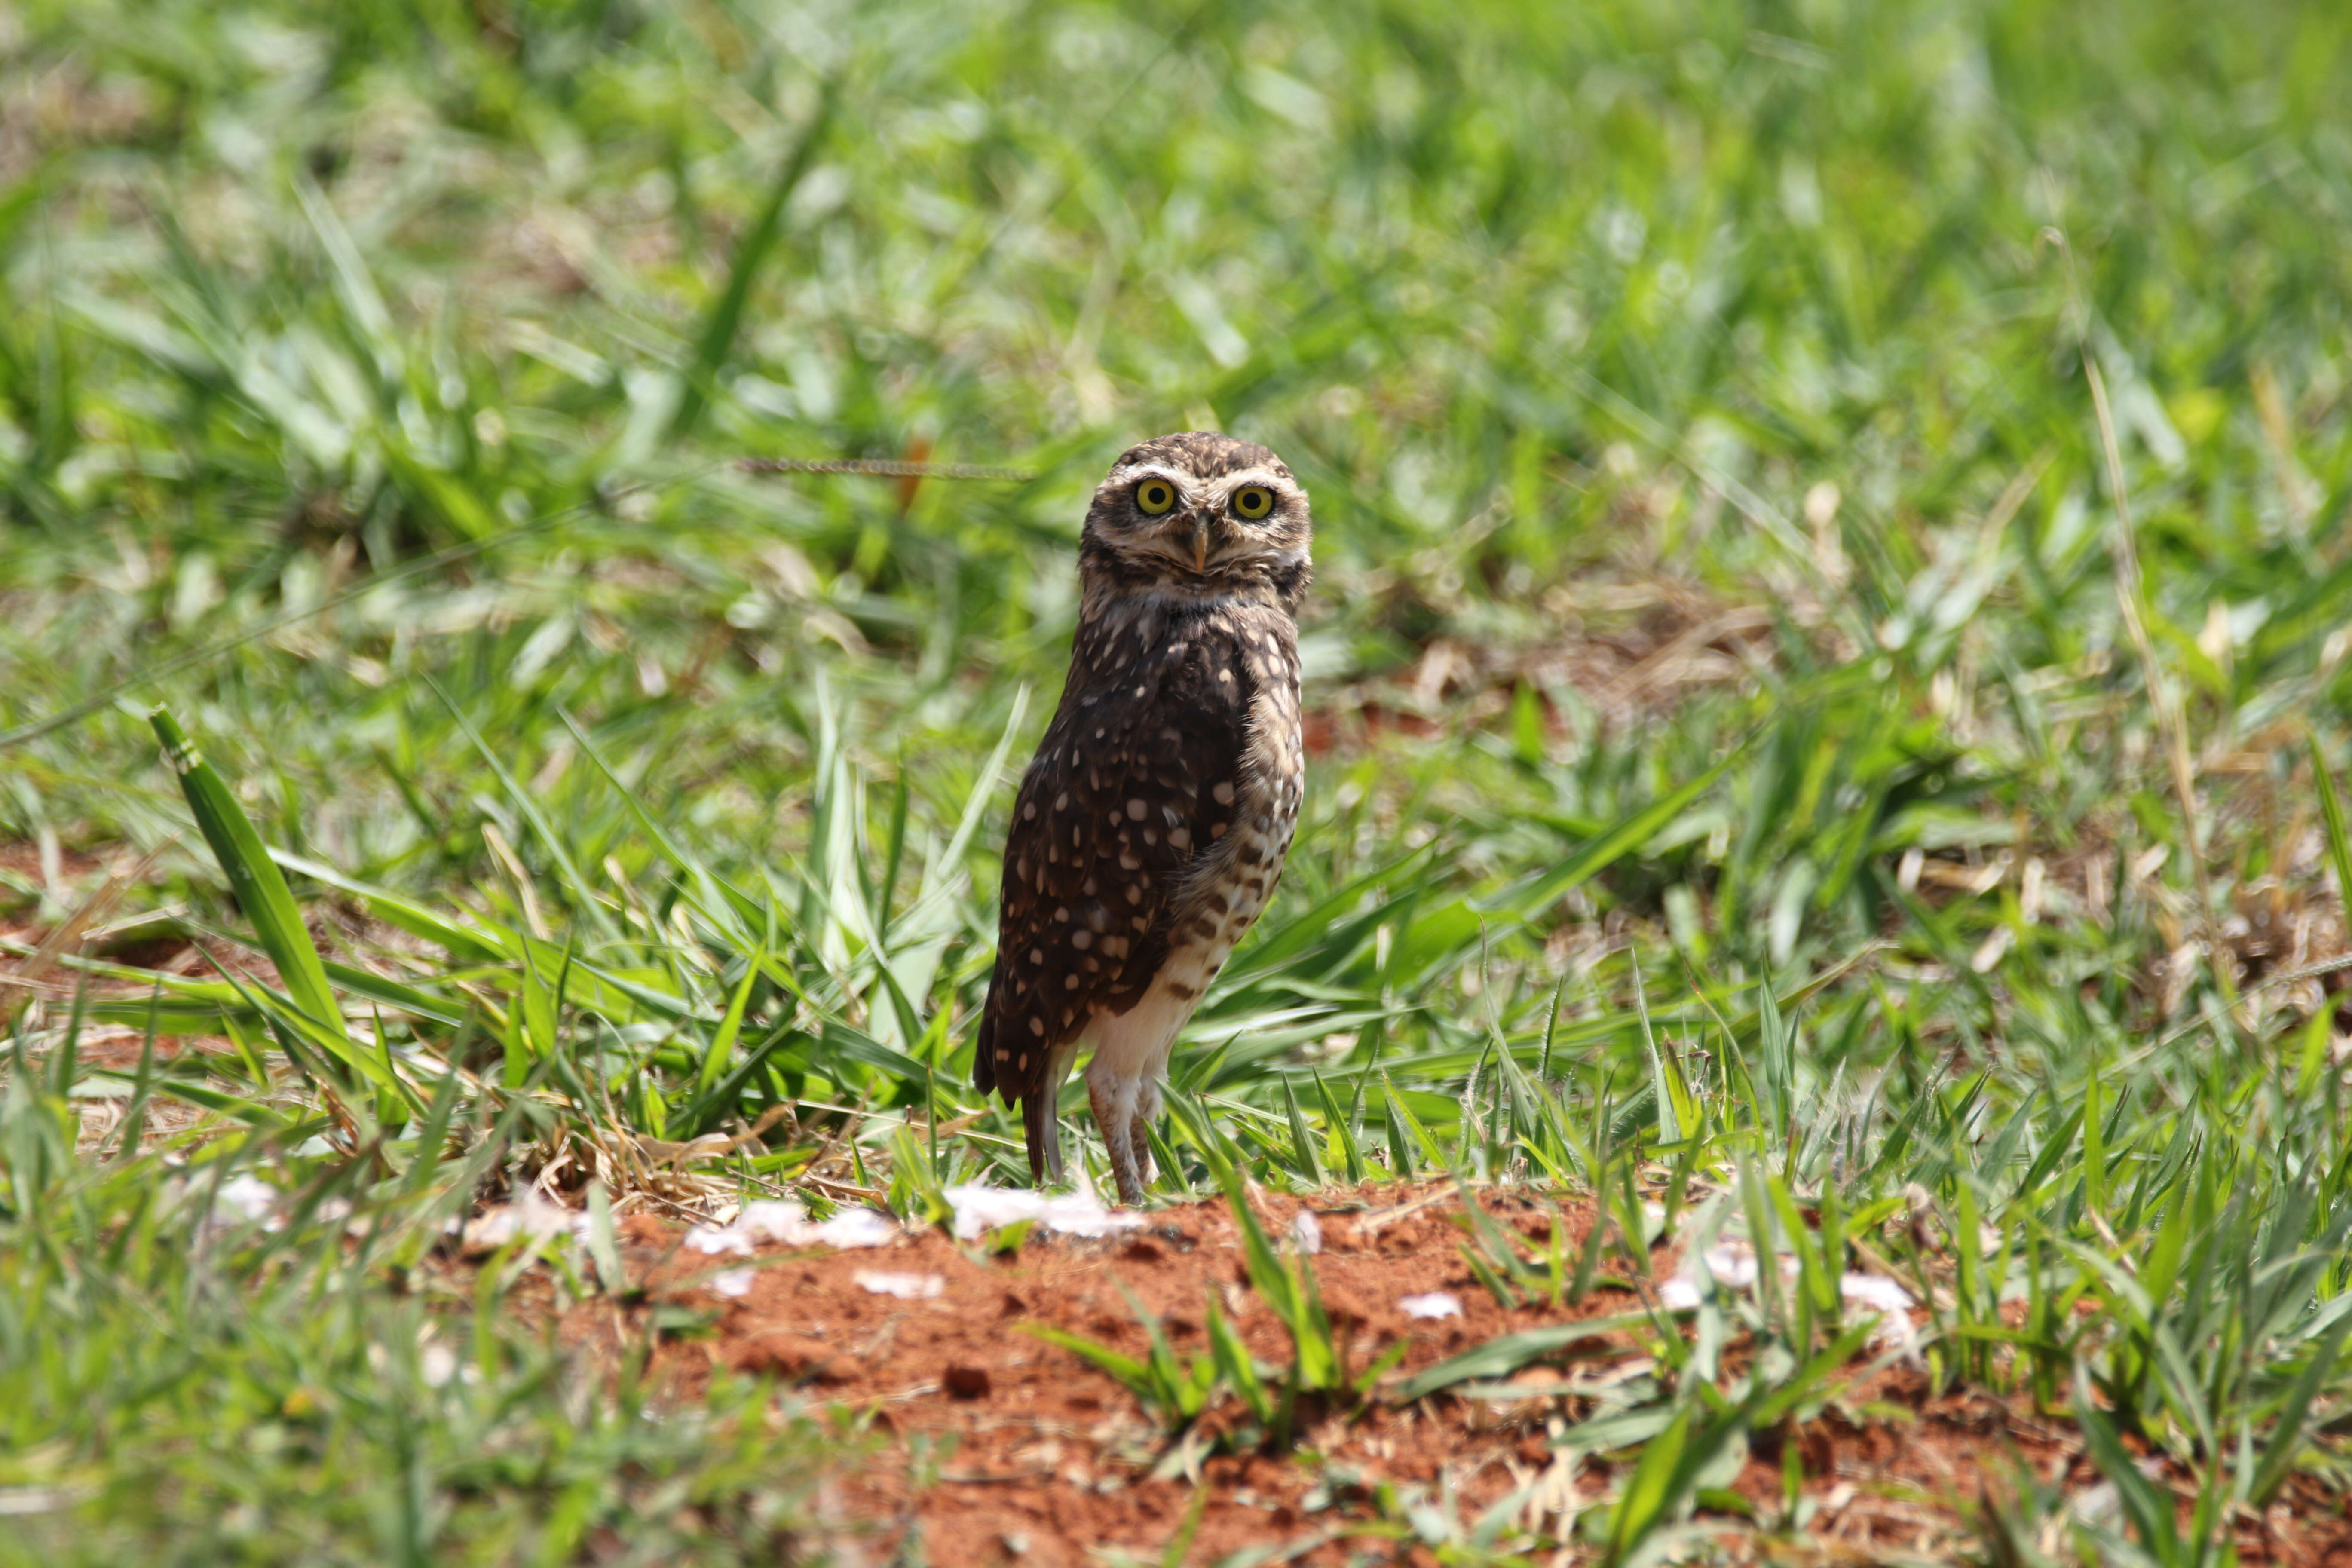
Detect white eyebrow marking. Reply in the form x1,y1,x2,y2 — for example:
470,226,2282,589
1108,464,1198,502
1209,468,1289,497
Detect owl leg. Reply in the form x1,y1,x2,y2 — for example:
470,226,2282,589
1128,1077,1163,1192
1088,1060,1167,1207
1087,1069,1146,1208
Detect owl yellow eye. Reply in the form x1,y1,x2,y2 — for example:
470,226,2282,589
1135,479,1176,515
1232,485,1274,521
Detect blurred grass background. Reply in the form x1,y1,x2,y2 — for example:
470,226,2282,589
7,0,2347,875
6,0,2352,1560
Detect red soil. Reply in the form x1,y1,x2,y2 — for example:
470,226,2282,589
556,1182,2352,1568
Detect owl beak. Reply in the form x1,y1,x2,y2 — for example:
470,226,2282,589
1188,517,1211,573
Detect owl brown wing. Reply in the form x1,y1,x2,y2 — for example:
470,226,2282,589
974,625,1253,1111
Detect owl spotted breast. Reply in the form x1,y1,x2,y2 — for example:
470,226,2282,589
974,432,1311,1205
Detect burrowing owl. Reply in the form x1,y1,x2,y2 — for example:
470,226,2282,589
974,432,1311,1206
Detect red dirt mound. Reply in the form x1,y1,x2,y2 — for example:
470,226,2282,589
548,1182,2352,1567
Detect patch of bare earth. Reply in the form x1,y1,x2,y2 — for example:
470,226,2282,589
1302,573,1795,758
536,1183,2352,1568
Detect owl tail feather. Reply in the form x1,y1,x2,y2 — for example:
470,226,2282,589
972,1005,998,1096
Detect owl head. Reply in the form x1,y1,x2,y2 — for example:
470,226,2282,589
1078,432,1312,613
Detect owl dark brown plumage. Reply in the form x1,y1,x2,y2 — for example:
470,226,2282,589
974,432,1311,1205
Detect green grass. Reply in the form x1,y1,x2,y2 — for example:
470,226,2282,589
6,0,2352,1559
